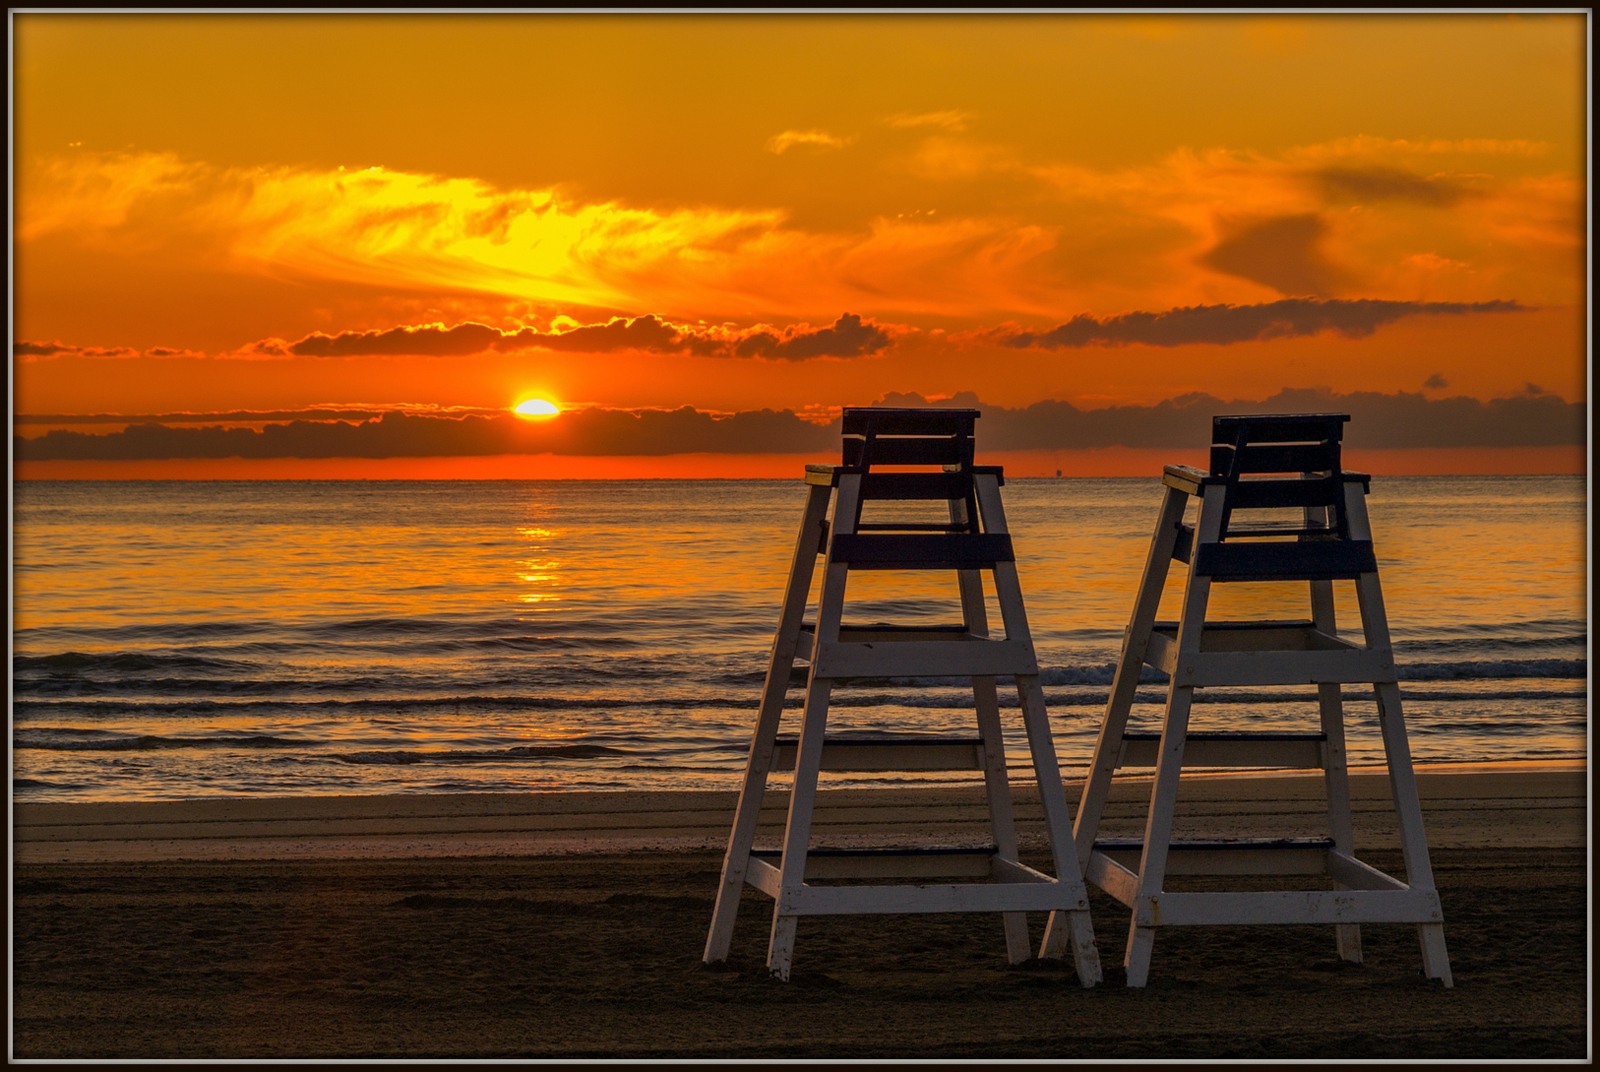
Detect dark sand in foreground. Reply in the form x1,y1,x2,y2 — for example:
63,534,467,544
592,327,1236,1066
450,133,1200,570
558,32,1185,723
11,767,1589,1059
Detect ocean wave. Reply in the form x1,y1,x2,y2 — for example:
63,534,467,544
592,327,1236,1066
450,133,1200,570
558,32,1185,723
14,651,253,673
1397,658,1585,681
1396,634,1587,654
11,676,411,698
13,730,309,752
333,744,631,765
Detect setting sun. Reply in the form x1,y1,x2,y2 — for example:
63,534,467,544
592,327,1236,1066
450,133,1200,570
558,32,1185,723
513,398,560,418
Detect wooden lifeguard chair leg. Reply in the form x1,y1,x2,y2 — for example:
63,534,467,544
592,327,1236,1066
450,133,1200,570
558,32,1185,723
951,520,1032,964
704,481,833,964
766,475,859,980
1124,483,1222,987
1310,578,1362,964
1345,487,1453,987
1070,484,1190,872
974,475,1101,986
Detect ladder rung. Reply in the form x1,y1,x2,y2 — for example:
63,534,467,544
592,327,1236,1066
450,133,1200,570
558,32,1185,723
1223,526,1336,539
801,621,972,637
794,623,975,664
1096,837,1336,851
1122,731,1328,741
1117,732,1326,769
813,639,1037,678
1151,619,1318,632
1172,522,1194,563
770,736,985,772
1093,837,1335,877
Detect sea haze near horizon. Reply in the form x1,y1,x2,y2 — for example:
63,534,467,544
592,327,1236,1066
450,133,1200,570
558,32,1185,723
12,476,1588,802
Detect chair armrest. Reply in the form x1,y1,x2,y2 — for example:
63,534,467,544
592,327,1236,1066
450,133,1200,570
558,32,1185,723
805,464,844,486
1162,464,1218,494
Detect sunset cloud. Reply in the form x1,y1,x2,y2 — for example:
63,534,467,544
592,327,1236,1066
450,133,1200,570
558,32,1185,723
13,339,142,361
1030,140,1581,307
1003,298,1528,349
264,312,899,360
884,110,973,131
14,340,74,357
765,129,852,154
1314,166,1474,208
731,313,892,360
11,15,1582,466
18,134,1580,335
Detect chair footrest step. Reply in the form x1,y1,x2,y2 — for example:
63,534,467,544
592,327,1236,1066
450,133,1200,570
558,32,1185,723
770,736,985,772
795,622,980,660
1117,732,1327,769
1096,837,1335,851
1121,731,1328,742
1152,619,1317,631
747,845,1002,882
1140,619,1390,686
751,845,998,858
1090,838,1335,879
802,621,972,636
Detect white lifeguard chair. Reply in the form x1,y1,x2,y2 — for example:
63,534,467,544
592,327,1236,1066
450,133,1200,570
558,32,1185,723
1062,412,1452,987
703,407,1101,985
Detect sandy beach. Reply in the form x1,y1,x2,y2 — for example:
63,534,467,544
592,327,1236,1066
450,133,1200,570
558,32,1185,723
12,762,1589,1059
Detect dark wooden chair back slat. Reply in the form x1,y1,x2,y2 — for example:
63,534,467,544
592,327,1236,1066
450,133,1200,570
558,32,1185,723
1195,540,1377,582
833,407,991,558
1211,414,1347,447
842,436,967,468
842,408,978,437
1209,442,1340,477
860,471,973,501
1224,476,1343,512
1194,412,1369,581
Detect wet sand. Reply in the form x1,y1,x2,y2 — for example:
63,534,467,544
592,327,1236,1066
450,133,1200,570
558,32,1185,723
11,764,1590,1059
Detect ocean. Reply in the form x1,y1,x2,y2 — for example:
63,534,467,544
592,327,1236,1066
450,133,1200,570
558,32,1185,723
11,476,1588,802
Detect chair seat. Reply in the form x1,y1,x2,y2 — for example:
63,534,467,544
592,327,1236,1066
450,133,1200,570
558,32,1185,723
830,532,1015,569
1194,539,1376,581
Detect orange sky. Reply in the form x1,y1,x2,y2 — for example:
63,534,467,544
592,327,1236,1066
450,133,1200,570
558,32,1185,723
10,13,1590,473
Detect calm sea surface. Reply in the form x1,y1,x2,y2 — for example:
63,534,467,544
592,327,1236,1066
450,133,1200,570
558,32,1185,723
12,476,1589,802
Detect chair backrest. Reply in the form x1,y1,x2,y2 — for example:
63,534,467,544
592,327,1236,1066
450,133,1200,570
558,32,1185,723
1210,412,1350,541
829,407,1018,571
840,408,981,531
842,407,977,469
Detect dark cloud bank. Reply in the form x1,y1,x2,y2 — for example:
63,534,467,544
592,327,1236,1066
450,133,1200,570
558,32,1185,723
1005,298,1526,349
17,387,1583,461
279,312,888,361
17,298,1523,364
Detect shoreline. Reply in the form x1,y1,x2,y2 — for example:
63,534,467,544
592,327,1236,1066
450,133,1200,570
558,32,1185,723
15,760,1586,864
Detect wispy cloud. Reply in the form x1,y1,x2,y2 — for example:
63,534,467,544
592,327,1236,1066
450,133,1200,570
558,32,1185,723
765,129,852,154
884,110,973,132
17,138,1579,329
1029,139,1580,307
20,152,785,314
